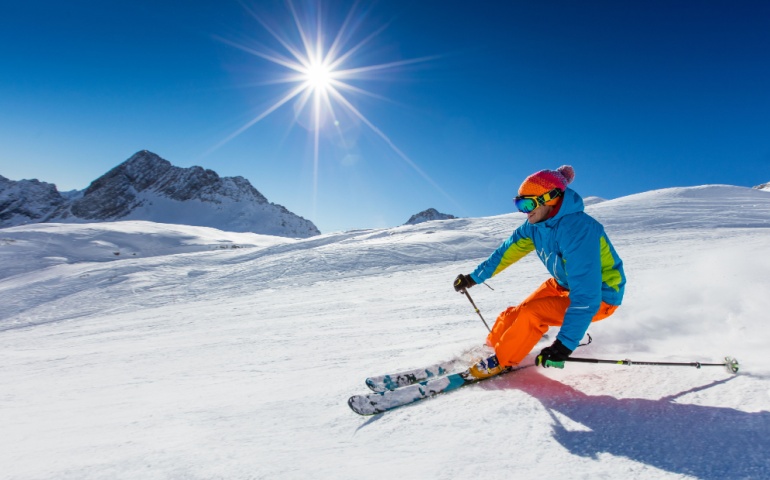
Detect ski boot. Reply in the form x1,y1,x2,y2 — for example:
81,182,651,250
468,354,505,380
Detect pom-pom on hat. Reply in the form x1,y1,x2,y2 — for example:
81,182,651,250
518,165,575,197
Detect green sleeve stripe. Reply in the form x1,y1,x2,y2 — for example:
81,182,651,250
492,238,535,277
600,236,623,291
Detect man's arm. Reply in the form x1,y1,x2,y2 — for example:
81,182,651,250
470,224,535,284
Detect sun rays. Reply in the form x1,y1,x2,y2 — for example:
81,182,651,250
211,0,455,213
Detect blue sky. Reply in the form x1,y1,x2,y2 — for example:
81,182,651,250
1,1,769,233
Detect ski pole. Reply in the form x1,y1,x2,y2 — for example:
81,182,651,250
565,356,739,374
461,288,491,332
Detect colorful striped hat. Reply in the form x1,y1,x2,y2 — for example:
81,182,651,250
518,165,575,197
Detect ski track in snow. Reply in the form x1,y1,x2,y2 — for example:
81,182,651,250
1,185,769,479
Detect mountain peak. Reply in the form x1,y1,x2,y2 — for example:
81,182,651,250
1,151,320,237
404,208,457,225
84,150,172,197
121,150,172,176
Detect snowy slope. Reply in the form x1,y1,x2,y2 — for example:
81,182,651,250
1,185,769,479
0,221,290,280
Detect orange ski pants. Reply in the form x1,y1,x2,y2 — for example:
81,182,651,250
487,278,618,367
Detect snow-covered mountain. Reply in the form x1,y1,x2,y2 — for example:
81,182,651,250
1,184,769,479
0,151,320,238
755,181,770,192
404,207,456,225
0,175,69,226
583,195,608,206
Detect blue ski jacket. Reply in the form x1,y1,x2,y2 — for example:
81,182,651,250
469,188,625,351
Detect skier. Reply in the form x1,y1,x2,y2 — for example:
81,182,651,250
453,165,626,378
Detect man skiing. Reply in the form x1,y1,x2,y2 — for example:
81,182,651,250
453,165,626,378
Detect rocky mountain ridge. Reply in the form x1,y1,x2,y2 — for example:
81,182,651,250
404,208,456,225
0,151,320,238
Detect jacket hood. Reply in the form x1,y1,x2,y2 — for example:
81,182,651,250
532,188,584,228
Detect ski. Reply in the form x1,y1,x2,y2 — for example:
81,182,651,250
349,365,529,416
365,359,460,393
364,337,549,393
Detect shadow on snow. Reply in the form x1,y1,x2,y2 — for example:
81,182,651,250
486,371,768,479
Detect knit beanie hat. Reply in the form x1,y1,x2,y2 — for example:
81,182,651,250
518,165,575,198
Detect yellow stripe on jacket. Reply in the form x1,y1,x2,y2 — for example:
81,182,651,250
492,237,535,277
599,235,623,292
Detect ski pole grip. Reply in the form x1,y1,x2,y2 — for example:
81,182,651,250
545,360,565,369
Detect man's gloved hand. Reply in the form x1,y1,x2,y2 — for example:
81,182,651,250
535,339,573,369
453,274,476,292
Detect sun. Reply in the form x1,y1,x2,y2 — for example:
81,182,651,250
210,1,456,215
303,59,334,92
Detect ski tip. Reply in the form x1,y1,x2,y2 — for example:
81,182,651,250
348,395,377,416
724,356,740,374
348,395,364,415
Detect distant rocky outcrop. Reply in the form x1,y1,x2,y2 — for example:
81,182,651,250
0,151,320,238
754,182,770,192
0,176,68,226
583,196,608,206
404,208,456,225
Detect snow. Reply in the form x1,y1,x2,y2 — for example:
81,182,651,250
1,185,769,479
0,221,289,281
110,190,319,238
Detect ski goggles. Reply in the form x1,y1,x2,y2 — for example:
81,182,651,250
514,188,563,213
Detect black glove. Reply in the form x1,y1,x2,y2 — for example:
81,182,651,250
535,339,573,368
453,274,476,292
